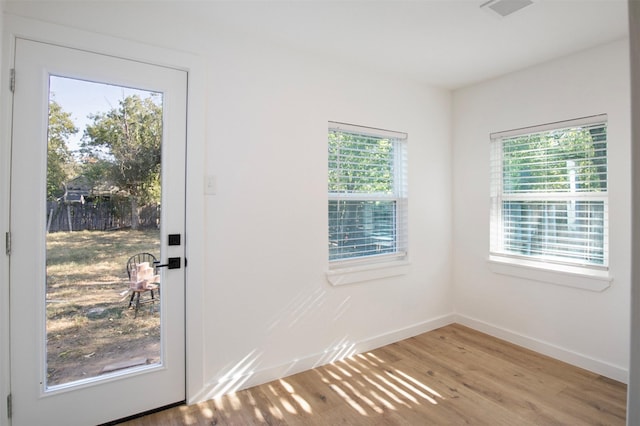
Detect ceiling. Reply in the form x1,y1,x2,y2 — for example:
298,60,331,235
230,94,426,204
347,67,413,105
3,0,630,89
201,0,629,89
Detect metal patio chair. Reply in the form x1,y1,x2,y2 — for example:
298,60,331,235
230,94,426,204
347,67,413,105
126,252,160,317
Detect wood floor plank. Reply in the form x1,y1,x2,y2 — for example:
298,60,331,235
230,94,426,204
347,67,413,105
363,342,530,424
411,325,623,425
120,325,627,425
444,324,601,384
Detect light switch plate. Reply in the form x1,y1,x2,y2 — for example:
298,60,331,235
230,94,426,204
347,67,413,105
205,175,216,195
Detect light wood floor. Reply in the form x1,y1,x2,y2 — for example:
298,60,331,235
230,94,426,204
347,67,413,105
121,324,627,425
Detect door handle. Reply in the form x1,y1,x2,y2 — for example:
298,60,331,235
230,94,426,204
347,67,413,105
154,257,181,269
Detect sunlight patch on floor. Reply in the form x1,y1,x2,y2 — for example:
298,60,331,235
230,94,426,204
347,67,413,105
372,372,420,404
204,350,261,400
280,396,297,414
396,368,443,399
280,379,313,414
193,335,450,423
268,403,284,419
340,379,385,414
330,383,369,416
385,370,438,404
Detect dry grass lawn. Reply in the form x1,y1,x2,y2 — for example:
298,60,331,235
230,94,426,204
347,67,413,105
46,228,161,386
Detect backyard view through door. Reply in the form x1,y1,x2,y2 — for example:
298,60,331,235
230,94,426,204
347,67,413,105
46,76,164,386
10,39,186,425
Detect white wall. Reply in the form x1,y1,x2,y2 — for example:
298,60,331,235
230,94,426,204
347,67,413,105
198,35,453,398
1,1,454,404
452,39,631,382
628,1,640,423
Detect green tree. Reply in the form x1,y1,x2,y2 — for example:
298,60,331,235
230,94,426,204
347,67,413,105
499,124,607,263
328,131,397,260
502,125,607,193
82,94,162,228
47,99,78,200
328,131,394,194
79,156,114,189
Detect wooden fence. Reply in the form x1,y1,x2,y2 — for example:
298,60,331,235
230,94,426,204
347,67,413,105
46,200,159,232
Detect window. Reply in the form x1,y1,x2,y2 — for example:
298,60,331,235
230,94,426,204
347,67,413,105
328,122,407,266
490,115,608,270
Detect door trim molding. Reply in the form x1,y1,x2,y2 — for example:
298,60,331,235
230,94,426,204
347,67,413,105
0,16,206,422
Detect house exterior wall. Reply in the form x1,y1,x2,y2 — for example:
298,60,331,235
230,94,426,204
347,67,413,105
452,39,631,382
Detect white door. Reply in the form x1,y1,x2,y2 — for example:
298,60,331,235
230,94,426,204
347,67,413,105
9,38,186,425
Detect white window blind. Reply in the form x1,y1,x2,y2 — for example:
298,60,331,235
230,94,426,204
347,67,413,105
490,115,608,268
328,122,408,264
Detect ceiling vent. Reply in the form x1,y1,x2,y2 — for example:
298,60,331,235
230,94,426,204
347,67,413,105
480,0,534,17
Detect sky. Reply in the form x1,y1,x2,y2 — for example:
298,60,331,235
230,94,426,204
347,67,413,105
49,75,161,152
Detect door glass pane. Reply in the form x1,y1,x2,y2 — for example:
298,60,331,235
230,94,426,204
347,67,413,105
46,76,163,388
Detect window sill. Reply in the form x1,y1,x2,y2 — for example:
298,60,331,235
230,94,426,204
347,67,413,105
326,260,410,286
487,255,612,292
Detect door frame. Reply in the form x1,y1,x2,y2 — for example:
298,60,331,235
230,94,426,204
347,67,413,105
0,15,206,425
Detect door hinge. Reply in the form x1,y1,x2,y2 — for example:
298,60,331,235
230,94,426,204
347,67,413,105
5,232,10,256
9,68,15,93
6,393,11,419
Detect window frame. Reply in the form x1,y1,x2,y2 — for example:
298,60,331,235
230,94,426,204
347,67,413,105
327,121,408,276
489,114,610,287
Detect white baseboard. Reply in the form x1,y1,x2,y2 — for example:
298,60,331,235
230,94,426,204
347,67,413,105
190,311,627,404
190,313,455,403
455,314,629,384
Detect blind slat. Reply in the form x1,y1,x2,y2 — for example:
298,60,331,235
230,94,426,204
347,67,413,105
490,114,607,140
490,117,608,268
329,123,407,263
